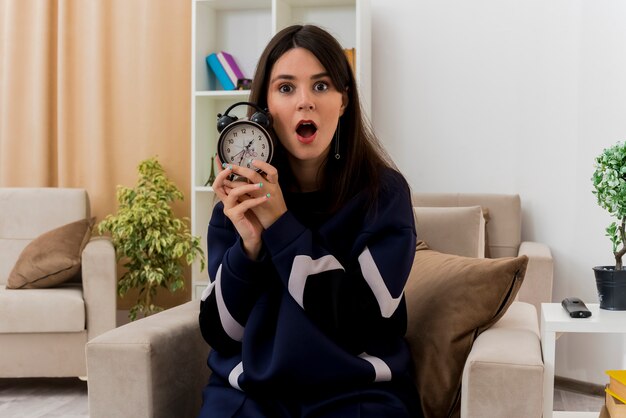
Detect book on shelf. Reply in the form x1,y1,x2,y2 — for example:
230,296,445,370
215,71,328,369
216,51,245,87
344,48,356,74
206,53,235,90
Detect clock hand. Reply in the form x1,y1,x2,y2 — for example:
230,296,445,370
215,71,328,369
230,149,244,163
240,140,256,162
238,141,254,164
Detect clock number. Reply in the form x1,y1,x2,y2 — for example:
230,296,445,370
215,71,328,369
232,132,238,138
261,144,265,149
226,147,231,153
228,139,234,144
241,128,247,134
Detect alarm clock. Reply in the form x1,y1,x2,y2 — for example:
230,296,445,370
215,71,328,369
216,102,274,171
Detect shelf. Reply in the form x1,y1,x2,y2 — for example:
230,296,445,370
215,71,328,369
194,3,271,91
277,0,356,7
195,186,215,193
195,0,270,9
195,90,250,98
191,0,370,297
552,412,601,418
541,303,626,333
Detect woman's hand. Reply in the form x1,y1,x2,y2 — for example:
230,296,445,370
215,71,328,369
212,157,287,258
212,157,266,259
245,160,288,229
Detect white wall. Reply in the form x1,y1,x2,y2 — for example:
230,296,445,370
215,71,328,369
371,0,626,384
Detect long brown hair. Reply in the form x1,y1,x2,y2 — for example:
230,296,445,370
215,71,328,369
250,25,400,212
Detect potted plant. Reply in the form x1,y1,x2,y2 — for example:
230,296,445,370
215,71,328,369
98,157,206,320
592,141,626,310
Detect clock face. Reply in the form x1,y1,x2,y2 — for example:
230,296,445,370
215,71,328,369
218,120,273,170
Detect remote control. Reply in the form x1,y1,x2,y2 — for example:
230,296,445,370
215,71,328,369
561,297,592,318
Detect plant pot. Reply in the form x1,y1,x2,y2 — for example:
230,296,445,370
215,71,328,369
593,266,626,310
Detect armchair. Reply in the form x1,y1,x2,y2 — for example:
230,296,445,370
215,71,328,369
0,187,117,377
87,193,552,418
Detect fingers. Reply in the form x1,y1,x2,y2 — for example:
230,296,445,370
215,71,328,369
251,160,279,184
221,177,267,210
211,164,234,201
215,155,223,172
213,160,279,212
223,194,270,221
219,160,278,185
224,180,266,201
221,163,265,184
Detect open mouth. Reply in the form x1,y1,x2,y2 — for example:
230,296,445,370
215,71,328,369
296,121,318,141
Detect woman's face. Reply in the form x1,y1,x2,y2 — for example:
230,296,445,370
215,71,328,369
267,47,347,168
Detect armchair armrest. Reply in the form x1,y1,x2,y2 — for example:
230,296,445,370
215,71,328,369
82,236,117,340
461,302,543,418
517,241,554,323
86,301,211,418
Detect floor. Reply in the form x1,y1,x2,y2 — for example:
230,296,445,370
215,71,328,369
0,377,605,417
0,378,88,418
553,386,605,412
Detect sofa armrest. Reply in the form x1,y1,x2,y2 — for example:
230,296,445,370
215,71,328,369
461,302,543,418
82,236,117,340
517,241,554,323
86,301,211,418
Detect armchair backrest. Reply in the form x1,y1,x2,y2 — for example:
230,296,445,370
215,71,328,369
0,188,89,284
412,193,522,259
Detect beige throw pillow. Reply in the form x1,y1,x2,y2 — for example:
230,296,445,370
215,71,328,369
6,218,94,289
404,241,527,418
413,206,486,258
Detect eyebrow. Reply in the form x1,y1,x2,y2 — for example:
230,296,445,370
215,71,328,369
270,72,330,84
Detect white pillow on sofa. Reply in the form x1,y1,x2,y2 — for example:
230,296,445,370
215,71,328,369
413,206,485,258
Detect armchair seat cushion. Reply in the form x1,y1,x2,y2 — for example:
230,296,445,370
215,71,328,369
0,284,85,333
461,302,543,418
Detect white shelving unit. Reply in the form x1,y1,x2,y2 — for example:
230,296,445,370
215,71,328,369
191,0,371,298
541,303,626,418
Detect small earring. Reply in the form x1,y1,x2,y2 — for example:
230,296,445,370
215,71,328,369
334,122,341,160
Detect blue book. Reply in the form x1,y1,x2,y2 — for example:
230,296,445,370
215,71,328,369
206,53,235,90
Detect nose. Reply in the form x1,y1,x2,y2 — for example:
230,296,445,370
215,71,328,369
297,91,315,111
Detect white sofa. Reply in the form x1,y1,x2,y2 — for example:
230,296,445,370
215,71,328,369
87,193,552,418
0,188,117,377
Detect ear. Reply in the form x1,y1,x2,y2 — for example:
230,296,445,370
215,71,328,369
340,88,349,116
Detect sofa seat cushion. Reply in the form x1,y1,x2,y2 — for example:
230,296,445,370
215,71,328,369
0,284,85,333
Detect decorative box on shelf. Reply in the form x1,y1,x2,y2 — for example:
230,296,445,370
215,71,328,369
607,390,626,418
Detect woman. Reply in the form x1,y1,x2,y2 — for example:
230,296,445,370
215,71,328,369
199,25,422,418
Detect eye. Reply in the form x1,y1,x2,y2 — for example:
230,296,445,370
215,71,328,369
313,81,329,92
278,84,293,94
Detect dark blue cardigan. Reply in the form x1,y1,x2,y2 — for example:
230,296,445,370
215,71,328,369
199,169,416,400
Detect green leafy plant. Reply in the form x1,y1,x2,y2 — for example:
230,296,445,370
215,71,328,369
98,157,205,320
592,141,626,269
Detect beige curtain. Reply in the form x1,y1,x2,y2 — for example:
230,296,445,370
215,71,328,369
0,0,192,309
